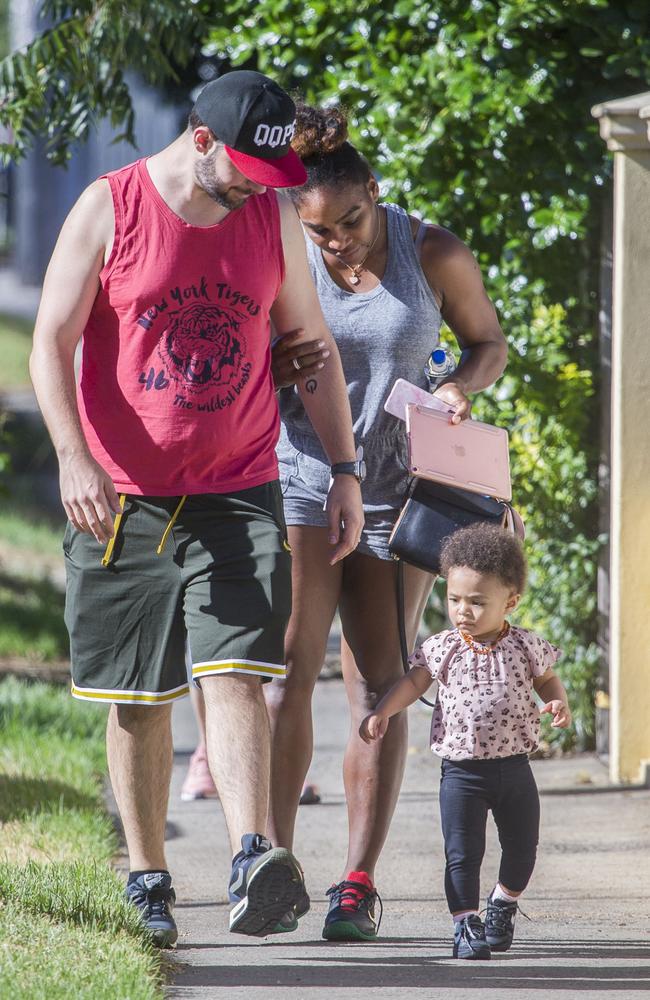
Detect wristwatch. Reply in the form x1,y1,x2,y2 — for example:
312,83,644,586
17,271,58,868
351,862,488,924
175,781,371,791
331,458,367,484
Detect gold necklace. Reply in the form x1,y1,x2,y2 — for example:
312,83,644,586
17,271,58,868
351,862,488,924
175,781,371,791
334,207,382,285
459,621,510,655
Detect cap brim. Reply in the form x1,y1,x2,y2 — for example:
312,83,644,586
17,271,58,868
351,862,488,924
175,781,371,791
224,145,307,188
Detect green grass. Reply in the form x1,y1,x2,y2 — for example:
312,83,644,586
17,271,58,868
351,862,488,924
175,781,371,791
0,503,68,661
0,504,64,556
0,312,33,391
0,679,165,999
0,900,163,1000
0,573,68,660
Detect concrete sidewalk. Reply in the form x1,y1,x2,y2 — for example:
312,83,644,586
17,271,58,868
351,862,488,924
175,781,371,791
158,679,650,999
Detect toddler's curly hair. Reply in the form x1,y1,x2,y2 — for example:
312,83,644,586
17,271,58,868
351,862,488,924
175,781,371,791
439,524,527,593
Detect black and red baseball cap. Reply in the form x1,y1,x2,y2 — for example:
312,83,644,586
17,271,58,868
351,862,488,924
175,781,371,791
193,71,307,188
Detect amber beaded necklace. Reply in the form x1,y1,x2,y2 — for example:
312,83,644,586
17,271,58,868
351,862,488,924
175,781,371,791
459,621,510,655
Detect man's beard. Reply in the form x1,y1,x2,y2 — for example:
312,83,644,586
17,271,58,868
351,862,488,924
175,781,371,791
195,157,250,210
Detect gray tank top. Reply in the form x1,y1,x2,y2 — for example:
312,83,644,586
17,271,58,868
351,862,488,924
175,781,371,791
277,202,443,512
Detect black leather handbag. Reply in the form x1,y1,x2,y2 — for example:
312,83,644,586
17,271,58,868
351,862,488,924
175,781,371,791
388,478,519,575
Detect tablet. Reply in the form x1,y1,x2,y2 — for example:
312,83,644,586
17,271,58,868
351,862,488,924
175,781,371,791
405,403,512,501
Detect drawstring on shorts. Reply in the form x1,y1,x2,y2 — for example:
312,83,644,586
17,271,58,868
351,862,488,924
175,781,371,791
156,495,187,555
101,494,188,567
101,494,126,567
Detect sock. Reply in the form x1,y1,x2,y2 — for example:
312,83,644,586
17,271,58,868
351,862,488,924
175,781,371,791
453,909,479,924
339,871,374,910
127,869,169,885
492,883,520,903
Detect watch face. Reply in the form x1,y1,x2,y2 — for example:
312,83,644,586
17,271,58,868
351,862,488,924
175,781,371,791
358,459,367,482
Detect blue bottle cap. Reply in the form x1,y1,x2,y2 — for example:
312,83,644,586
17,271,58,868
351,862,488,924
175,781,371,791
431,348,447,364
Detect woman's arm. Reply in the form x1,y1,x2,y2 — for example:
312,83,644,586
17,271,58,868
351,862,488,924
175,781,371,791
418,225,508,423
359,666,434,743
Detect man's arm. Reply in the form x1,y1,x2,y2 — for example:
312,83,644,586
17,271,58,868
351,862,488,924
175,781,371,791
270,194,363,563
29,179,121,544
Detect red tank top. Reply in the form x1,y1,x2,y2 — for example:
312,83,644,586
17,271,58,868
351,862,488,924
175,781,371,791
78,158,284,495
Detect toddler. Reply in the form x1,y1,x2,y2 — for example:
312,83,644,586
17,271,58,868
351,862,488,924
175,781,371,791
360,523,571,959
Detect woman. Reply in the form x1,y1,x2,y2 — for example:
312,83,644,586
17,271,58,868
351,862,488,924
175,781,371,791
266,103,508,941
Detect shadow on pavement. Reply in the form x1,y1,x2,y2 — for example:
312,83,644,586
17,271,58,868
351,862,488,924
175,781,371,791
168,946,650,991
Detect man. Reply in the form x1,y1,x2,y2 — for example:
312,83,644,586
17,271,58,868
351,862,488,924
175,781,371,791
30,70,364,947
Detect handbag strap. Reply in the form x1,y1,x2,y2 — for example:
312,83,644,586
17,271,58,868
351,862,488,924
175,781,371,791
396,559,436,709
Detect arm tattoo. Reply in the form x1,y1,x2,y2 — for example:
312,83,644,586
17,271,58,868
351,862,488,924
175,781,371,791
305,378,318,394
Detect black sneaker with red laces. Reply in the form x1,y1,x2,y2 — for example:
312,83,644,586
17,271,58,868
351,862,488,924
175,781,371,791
322,870,382,942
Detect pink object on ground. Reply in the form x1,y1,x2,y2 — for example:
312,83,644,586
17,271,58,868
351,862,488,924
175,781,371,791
180,746,219,801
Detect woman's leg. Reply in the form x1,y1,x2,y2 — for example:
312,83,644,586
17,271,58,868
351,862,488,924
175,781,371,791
180,640,218,801
337,554,434,880
265,525,343,849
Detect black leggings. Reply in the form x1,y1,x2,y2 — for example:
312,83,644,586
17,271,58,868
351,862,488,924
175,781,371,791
439,754,540,913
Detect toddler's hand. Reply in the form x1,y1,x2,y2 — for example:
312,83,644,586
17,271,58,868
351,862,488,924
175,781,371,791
359,713,388,743
541,700,572,728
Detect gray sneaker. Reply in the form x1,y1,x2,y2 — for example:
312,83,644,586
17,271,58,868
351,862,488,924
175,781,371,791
485,892,520,952
453,914,491,960
126,872,178,948
228,834,307,937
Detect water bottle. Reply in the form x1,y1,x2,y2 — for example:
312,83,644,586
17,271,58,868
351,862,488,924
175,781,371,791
424,347,456,391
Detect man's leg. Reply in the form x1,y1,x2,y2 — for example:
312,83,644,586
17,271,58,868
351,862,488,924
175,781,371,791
65,497,190,949
201,674,270,851
200,672,306,935
106,703,174,870
183,483,307,936
107,702,178,948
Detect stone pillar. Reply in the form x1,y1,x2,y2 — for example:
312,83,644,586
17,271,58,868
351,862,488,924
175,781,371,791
592,93,650,784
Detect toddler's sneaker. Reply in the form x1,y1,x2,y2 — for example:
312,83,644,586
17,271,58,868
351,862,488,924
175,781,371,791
322,870,381,942
228,833,307,937
180,746,218,801
125,871,178,948
484,891,520,952
453,914,491,960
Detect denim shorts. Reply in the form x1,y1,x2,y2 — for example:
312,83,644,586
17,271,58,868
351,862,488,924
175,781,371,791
278,436,407,560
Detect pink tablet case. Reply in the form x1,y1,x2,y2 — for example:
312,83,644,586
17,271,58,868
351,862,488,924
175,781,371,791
384,378,452,422
405,403,512,501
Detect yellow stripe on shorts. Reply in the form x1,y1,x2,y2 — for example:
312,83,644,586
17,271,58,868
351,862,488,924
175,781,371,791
192,661,286,678
71,683,190,704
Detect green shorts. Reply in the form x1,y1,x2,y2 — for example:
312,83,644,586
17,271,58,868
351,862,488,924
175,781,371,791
63,482,292,706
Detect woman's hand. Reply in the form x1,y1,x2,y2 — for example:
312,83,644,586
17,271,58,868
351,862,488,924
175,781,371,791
432,379,472,425
359,713,389,743
272,327,331,389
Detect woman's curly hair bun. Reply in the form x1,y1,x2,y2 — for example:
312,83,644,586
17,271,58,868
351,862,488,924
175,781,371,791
292,103,349,158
